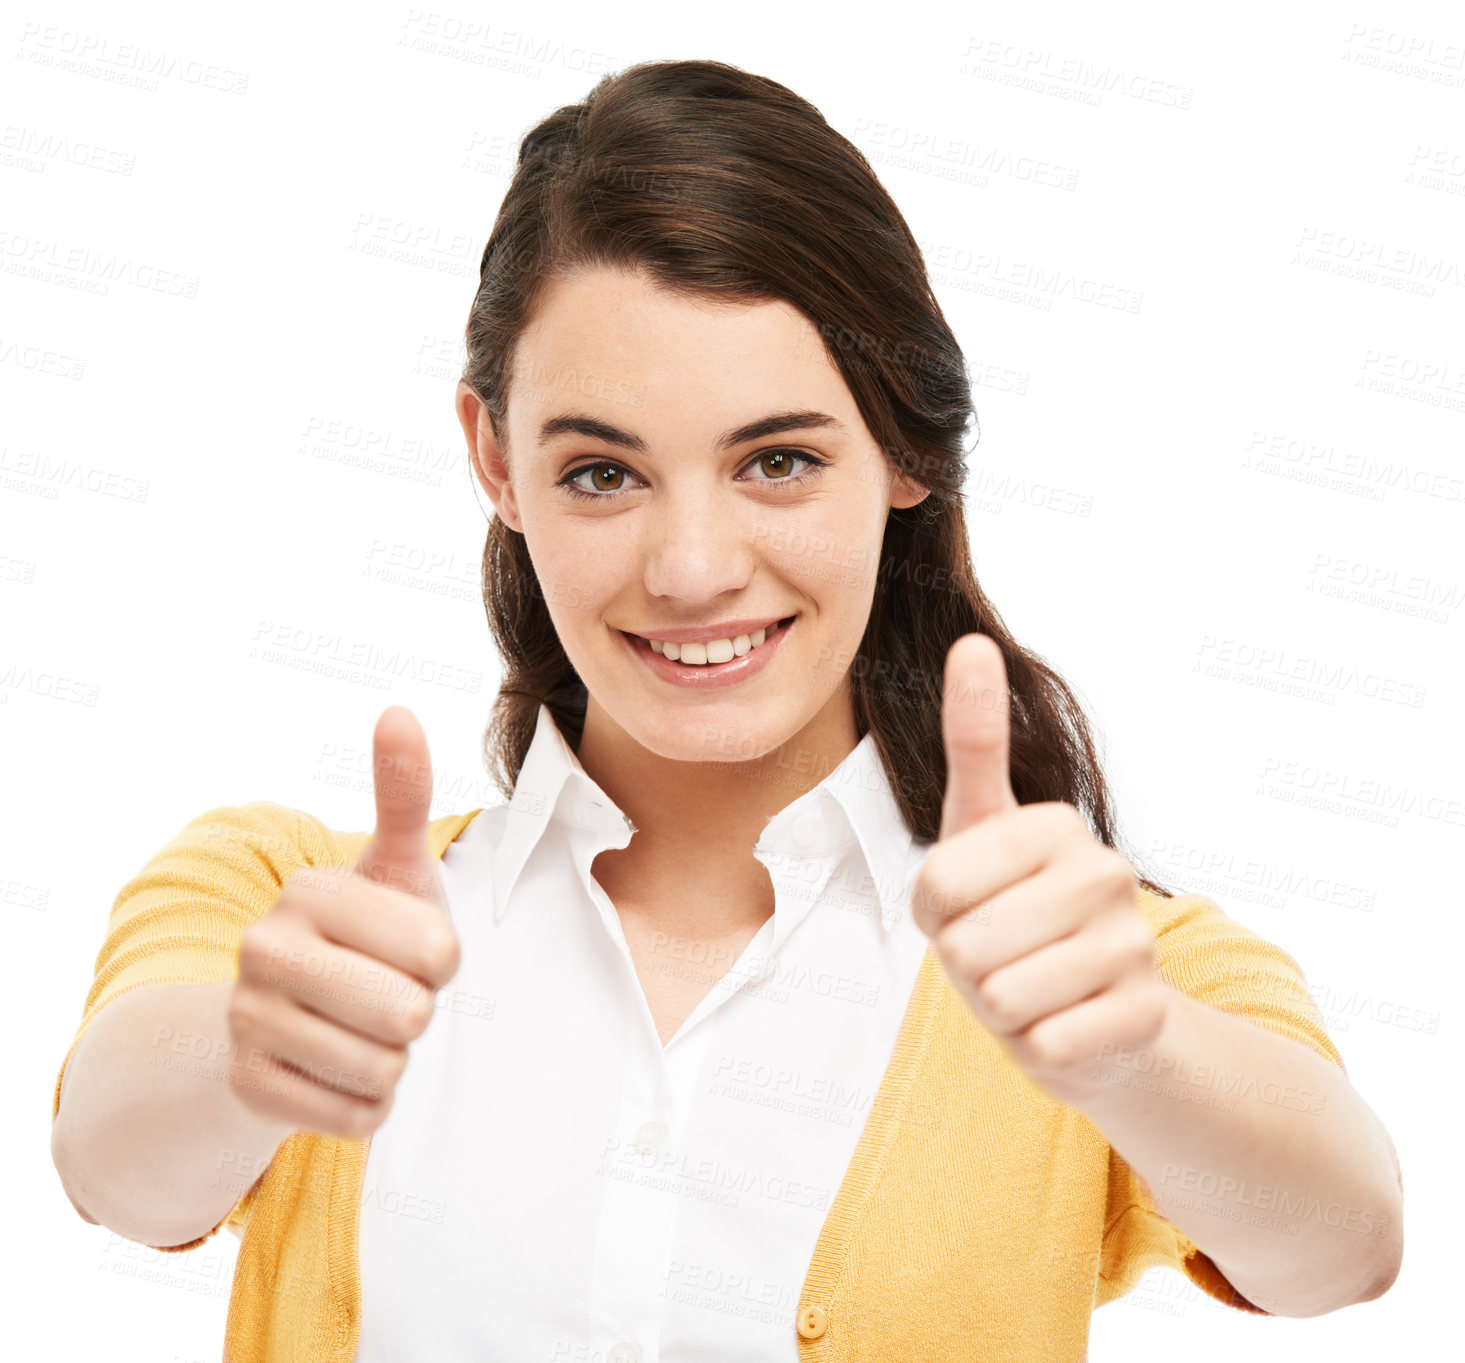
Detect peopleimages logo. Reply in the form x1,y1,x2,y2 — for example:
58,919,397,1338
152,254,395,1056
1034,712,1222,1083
15,23,249,94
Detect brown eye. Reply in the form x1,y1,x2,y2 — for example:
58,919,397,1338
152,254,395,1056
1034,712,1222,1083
743,448,826,485
558,448,826,502
558,461,645,501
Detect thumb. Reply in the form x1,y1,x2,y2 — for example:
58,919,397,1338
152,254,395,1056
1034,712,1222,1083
938,633,1018,842
355,705,440,902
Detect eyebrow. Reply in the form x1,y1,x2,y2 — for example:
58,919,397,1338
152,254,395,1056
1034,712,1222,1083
535,408,849,455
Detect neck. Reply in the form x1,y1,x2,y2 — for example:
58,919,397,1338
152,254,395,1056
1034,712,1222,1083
575,691,859,935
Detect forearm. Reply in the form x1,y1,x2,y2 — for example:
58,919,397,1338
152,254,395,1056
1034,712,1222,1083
1076,987,1403,1317
51,981,294,1248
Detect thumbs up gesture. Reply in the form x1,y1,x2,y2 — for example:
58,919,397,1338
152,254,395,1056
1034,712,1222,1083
911,635,1170,1108
226,707,462,1140
352,706,452,909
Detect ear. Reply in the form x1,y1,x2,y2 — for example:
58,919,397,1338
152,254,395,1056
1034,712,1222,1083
889,468,931,511
456,379,523,532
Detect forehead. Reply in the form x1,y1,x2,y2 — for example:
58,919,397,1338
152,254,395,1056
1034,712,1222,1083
509,265,845,424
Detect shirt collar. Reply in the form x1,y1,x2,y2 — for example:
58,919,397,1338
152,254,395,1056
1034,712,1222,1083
491,703,923,933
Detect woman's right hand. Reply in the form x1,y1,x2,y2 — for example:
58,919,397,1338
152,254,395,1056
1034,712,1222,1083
225,706,461,1140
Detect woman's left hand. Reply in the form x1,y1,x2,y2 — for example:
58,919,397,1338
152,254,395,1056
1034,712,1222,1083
911,633,1173,1109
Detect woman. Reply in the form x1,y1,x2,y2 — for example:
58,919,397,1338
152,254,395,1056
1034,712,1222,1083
51,58,1402,1362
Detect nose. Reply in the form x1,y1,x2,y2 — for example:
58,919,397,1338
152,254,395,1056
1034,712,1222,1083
640,479,761,604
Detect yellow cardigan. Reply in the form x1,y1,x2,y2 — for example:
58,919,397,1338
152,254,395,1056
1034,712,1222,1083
53,801,1347,1362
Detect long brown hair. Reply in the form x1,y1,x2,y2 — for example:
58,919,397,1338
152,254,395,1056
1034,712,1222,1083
461,58,1173,897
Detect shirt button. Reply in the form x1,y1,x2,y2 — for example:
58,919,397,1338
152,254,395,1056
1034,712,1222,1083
797,1304,828,1339
608,1341,641,1363
792,813,819,847
632,1120,666,1155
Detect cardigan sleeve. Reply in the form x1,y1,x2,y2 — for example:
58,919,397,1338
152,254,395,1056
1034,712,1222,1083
1096,889,1369,1315
51,801,318,1253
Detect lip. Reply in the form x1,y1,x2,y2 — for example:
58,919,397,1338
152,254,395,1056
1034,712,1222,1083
620,615,797,690
623,615,793,645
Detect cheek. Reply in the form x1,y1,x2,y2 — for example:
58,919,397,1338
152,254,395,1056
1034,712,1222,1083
762,500,885,597
523,521,633,626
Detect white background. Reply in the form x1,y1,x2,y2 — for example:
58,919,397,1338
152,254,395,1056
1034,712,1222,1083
4,1,1460,1358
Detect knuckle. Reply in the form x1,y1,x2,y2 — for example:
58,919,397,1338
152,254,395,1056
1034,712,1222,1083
1096,851,1136,895
379,996,418,1046
391,989,434,1042
912,867,938,918
938,926,978,984
1111,913,1156,966
918,863,963,923
421,922,461,983
237,924,278,979
336,1100,378,1142
407,991,436,1034
918,846,953,896
1040,801,1084,836
1026,1024,1078,1072
975,972,1019,1031
380,1044,409,1089
357,1092,394,1139
358,1042,407,1098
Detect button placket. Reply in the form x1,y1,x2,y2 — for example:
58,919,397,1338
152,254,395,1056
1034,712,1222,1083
588,1023,674,1363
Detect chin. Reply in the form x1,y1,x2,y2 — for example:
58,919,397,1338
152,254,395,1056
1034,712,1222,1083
615,697,808,765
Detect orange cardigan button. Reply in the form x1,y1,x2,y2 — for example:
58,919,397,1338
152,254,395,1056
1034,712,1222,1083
797,1305,828,1339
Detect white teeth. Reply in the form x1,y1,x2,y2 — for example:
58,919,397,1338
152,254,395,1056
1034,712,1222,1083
651,624,773,664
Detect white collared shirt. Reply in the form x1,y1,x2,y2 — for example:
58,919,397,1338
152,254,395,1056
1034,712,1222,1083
354,704,935,1362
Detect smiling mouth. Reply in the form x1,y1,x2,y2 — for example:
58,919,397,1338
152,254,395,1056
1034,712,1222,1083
620,615,797,665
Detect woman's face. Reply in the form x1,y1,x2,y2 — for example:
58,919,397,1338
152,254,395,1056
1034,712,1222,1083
459,263,928,764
